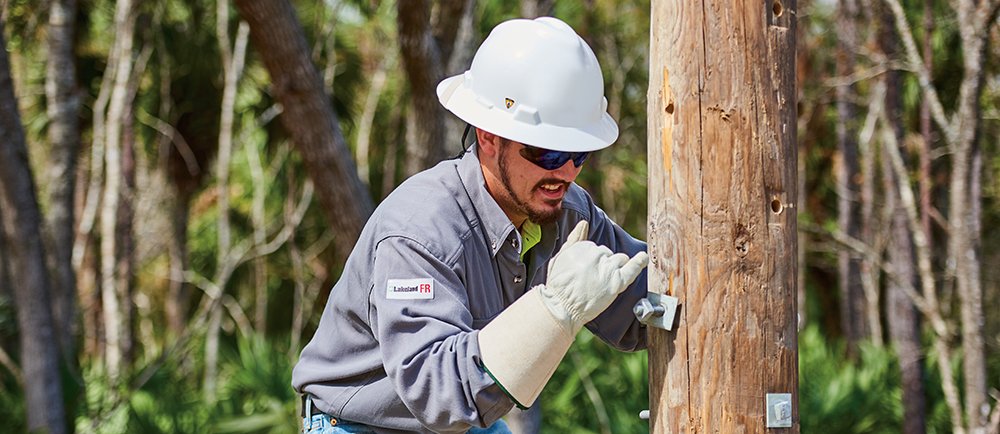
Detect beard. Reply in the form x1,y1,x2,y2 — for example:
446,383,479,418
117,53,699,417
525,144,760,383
498,141,567,225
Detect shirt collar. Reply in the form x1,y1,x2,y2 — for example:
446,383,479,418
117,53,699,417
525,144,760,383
458,148,517,257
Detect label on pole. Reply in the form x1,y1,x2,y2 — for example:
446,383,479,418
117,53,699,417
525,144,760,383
765,393,793,428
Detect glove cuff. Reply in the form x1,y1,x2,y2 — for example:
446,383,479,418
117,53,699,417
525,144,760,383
478,289,577,407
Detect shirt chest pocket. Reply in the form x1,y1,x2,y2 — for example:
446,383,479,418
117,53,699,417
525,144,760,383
465,272,505,330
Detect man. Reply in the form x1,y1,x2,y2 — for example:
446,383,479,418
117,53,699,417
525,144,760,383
292,16,650,434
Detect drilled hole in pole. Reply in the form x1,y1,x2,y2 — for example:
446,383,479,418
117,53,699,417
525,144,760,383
773,0,783,17
771,199,783,214
666,102,675,114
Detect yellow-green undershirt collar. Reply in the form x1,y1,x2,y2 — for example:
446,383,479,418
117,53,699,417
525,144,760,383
520,221,542,261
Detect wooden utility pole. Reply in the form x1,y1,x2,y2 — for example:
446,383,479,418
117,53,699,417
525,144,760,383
646,0,798,432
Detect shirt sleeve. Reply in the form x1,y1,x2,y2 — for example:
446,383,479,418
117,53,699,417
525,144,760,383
578,200,650,352
368,235,514,433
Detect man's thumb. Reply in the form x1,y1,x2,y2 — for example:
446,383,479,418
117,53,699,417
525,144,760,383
565,220,589,245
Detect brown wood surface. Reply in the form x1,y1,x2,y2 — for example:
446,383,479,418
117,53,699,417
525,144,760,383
647,1,798,432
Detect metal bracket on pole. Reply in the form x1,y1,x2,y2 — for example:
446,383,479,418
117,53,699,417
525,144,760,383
632,292,679,331
765,393,793,428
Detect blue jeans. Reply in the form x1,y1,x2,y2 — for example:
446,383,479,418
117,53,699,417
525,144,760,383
301,413,376,433
301,407,512,434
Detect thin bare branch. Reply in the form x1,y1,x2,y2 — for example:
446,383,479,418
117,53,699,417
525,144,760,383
0,344,23,385
217,0,232,71
802,223,935,315
304,230,335,259
880,117,948,336
356,55,391,184
135,109,200,175
823,63,891,88
72,28,120,271
988,389,1000,434
881,0,955,145
222,294,254,337
244,179,314,262
183,270,219,298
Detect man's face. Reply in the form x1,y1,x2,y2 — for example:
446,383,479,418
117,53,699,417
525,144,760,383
494,138,584,225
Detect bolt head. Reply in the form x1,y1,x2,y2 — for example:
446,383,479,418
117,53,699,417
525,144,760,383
633,298,656,322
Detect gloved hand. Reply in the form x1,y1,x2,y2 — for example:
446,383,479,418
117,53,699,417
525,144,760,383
539,220,649,331
478,220,649,408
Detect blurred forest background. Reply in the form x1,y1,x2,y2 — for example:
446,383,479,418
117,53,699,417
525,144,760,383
0,0,998,433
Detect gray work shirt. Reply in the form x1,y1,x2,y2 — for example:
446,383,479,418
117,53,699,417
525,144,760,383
291,149,648,434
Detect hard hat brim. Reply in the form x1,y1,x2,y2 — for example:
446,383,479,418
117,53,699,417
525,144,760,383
437,74,619,153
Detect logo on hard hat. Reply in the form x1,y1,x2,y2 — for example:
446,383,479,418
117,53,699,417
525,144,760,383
504,98,515,109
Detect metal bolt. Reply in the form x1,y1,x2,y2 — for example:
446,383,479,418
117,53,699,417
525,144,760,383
639,410,650,420
633,298,665,323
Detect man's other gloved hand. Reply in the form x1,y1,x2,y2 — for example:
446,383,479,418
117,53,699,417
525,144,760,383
539,220,649,331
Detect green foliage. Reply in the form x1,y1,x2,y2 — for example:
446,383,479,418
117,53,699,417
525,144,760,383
798,326,953,434
75,367,131,433
213,335,298,434
0,374,26,433
66,333,296,433
799,326,903,433
540,333,649,434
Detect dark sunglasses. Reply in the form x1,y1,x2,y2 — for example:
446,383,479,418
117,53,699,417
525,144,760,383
518,145,590,170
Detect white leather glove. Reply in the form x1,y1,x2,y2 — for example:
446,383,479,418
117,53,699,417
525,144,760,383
478,220,649,408
540,220,649,331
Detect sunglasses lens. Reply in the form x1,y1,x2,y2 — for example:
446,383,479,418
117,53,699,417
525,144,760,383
520,146,589,170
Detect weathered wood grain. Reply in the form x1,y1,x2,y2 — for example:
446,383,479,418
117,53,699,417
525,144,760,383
648,0,798,432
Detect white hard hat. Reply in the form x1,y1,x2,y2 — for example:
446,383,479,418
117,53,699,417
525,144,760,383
436,17,618,152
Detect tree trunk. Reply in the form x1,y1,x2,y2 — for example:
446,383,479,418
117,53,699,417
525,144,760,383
444,0,477,149
117,107,137,366
355,56,391,185
877,4,927,432
44,0,82,361
0,23,68,434
250,129,268,333
0,207,10,304
521,0,554,18
950,1,991,428
233,0,373,262
101,0,137,380
166,194,191,336
884,161,927,434
205,7,249,402
834,0,867,355
79,243,101,359
859,87,882,348
397,0,468,176
647,1,799,432
918,0,933,257
881,0,997,425
74,23,115,359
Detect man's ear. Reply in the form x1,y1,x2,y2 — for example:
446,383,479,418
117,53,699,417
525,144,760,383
476,128,500,157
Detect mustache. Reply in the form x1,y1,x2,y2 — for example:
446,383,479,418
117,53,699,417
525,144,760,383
533,179,570,190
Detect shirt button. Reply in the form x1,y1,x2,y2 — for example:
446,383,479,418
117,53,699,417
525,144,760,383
513,275,523,284
510,238,518,248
